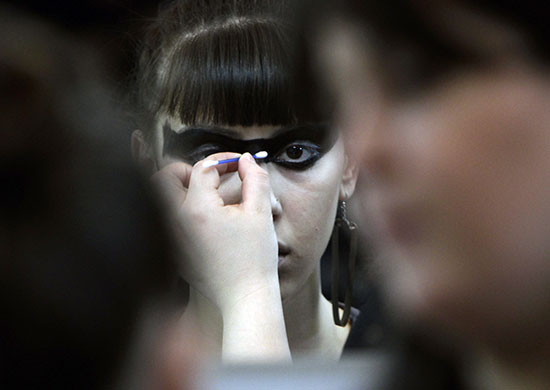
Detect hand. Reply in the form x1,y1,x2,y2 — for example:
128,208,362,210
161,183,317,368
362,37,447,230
151,152,279,310
152,152,291,362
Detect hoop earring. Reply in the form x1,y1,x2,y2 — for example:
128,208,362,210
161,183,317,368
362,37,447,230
331,200,358,327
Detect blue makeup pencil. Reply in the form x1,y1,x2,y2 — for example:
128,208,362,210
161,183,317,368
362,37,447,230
203,151,268,168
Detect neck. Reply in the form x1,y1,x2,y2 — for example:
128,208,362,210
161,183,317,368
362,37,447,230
282,267,349,360
183,266,350,360
183,289,223,358
471,343,550,390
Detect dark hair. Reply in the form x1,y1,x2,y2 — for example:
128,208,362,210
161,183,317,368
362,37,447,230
131,0,319,143
300,0,550,98
1,7,178,389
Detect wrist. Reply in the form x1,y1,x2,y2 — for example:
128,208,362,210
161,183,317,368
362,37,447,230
218,275,281,318
220,278,291,363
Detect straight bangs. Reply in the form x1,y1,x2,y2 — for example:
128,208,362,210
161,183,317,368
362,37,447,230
156,18,301,127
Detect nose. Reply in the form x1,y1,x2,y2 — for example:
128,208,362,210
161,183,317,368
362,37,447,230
345,98,394,182
270,190,282,221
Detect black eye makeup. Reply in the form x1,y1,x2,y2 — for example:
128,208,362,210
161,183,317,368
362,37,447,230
270,141,323,170
162,122,337,171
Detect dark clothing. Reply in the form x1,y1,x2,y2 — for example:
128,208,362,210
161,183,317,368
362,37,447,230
344,287,388,351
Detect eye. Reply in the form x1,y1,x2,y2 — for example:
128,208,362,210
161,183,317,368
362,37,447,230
278,144,312,162
272,142,322,170
287,145,303,159
186,145,226,164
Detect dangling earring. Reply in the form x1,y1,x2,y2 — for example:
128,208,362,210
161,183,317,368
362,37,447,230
331,200,358,327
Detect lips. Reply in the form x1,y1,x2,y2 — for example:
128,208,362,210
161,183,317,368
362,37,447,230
278,243,290,265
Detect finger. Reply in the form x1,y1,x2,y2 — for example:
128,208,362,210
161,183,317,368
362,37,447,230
186,152,241,204
238,153,272,214
203,152,242,176
151,162,193,207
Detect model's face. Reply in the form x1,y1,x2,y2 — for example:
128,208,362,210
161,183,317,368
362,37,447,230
153,117,354,301
321,25,550,345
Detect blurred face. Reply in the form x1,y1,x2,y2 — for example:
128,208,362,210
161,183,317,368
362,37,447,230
320,23,550,346
153,117,355,301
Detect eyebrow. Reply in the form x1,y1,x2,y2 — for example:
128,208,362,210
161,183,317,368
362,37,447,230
172,125,242,138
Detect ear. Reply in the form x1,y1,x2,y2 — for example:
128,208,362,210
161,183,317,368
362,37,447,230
339,154,359,201
131,130,157,173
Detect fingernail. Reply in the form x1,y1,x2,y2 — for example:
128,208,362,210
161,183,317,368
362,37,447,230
243,153,255,163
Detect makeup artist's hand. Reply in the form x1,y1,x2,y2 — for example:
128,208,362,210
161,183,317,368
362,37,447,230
153,152,278,303
152,153,290,362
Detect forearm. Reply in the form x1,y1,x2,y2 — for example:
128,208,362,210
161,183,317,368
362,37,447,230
220,279,291,363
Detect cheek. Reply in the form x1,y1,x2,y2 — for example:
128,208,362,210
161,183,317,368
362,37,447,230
156,152,181,169
391,82,550,329
272,145,346,251
425,87,549,252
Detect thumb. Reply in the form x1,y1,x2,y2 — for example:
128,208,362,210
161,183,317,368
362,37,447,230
238,153,272,214
151,162,193,208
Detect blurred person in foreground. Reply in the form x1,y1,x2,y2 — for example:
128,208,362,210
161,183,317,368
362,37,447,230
300,0,550,389
0,5,195,389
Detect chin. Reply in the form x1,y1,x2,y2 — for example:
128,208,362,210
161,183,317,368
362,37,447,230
384,268,483,347
278,280,295,304
277,269,292,301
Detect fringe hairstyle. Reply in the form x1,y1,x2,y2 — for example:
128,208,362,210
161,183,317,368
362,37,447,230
132,0,317,142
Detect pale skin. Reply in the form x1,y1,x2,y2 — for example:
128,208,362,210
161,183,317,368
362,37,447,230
132,122,358,363
319,20,550,390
